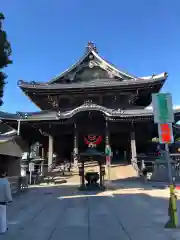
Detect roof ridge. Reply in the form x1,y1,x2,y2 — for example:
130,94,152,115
47,42,136,84
92,50,136,79
48,49,91,84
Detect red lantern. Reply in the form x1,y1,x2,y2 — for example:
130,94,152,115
84,135,102,145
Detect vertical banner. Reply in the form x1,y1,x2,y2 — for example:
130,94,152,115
105,145,111,166
106,155,111,166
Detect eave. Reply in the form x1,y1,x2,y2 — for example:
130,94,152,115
0,122,17,143
0,111,19,120
1,104,180,123
18,73,167,93
0,135,28,155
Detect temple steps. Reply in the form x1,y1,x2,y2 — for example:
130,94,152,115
42,165,73,184
41,162,139,185
107,163,139,181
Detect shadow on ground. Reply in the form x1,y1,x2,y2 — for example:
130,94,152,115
108,176,172,191
3,182,180,240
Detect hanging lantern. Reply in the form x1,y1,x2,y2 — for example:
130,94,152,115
84,135,102,146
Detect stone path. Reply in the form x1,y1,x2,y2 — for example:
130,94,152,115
1,180,180,239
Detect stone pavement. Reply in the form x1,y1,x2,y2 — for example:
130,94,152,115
1,181,180,240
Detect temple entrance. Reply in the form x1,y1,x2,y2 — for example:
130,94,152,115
54,134,74,163
110,132,130,164
54,110,134,166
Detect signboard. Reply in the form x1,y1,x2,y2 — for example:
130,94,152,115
29,162,35,172
152,93,174,123
158,123,174,144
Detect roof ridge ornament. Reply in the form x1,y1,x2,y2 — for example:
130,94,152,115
86,41,98,53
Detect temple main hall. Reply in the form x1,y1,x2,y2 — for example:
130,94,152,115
1,42,180,172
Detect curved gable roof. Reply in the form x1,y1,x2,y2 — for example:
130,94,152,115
48,42,136,84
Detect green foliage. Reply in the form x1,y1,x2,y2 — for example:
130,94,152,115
0,12,12,106
0,13,5,20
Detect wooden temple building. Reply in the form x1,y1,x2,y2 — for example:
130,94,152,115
1,42,180,172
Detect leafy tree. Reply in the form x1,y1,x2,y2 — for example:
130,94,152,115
0,13,12,106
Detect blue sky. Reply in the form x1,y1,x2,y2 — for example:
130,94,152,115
1,0,180,113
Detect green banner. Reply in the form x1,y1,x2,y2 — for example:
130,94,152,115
105,146,111,156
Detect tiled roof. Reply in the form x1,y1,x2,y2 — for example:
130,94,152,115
0,104,180,122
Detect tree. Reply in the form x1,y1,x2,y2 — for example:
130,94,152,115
0,13,12,106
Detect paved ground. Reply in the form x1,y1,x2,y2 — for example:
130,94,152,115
1,164,180,240
1,179,180,240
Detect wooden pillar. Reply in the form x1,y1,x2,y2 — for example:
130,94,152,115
73,123,78,166
17,120,21,135
81,161,85,188
99,162,103,187
48,135,53,171
105,121,111,181
105,121,110,149
40,147,45,176
130,131,137,165
42,147,45,159
43,145,48,174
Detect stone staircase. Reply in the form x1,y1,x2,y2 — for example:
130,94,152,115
41,162,140,185
109,163,139,181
